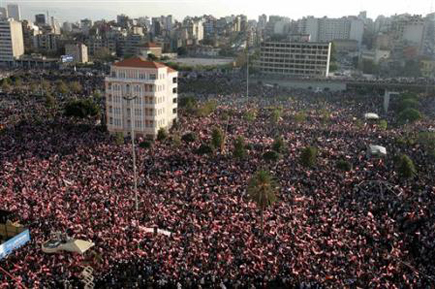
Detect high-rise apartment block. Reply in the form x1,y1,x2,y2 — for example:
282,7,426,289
105,57,178,139
0,18,24,65
257,41,331,77
6,4,20,21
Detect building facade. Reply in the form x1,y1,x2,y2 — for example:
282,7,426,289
6,4,20,21
0,18,24,65
257,41,331,77
65,43,88,63
105,57,178,138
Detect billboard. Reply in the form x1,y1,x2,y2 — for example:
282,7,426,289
61,55,74,63
0,229,30,260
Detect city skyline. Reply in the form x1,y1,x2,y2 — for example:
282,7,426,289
1,0,433,23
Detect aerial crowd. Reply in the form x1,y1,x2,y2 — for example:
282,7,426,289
0,69,435,288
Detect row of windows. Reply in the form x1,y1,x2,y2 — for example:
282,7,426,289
262,68,324,75
107,95,174,104
260,60,328,65
108,83,164,93
260,64,327,70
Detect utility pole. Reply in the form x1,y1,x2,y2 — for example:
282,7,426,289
123,94,139,211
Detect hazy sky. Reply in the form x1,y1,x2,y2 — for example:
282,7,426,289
2,0,433,23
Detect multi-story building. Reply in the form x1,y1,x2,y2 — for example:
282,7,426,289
0,7,7,19
298,16,364,46
257,41,331,77
0,18,24,65
6,4,20,21
105,57,178,139
32,33,60,53
35,14,46,26
65,43,88,63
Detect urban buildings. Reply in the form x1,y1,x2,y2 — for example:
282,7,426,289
0,18,24,65
6,4,20,21
0,7,7,19
257,40,332,77
65,43,89,63
298,16,364,45
35,14,46,26
105,57,178,138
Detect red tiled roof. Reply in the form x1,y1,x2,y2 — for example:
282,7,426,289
144,42,160,48
113,57,167,69
167,66,177,73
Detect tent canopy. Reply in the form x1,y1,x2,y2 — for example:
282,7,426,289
369,145,387,156
62,240,94,254
364,113,380,120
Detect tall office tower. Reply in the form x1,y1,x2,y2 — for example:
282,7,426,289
0,18,24,65
7,4,20,21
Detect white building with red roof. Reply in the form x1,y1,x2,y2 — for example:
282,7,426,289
105,57,178,138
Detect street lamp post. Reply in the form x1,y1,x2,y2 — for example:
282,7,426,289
123,94,139,211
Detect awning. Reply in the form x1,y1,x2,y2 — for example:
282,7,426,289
364,113,380,120
62,240,94,254
369,145,387,156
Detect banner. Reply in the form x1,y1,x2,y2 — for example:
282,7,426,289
0,229,30,260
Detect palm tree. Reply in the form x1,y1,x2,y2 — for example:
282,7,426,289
247,170,278,235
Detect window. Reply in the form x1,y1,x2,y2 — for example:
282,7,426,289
173,108,177,114
139,73,146,79
111,71,116,77
172,77,177,84
172,87,177,94
173,97,177,103
150,74,156,80
135,120,142,128
109,117,113,125
135,108,141,116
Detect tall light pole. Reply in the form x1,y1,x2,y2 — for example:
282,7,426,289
123,94,139,211
246,37,249,103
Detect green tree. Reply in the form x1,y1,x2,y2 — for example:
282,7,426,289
378,120,388,130
1,81,11,93
69,81,83,94
147,53,158,61
196,100,217,117
196,143,214,155
233,136,247,159
294,111,307,123
397,98,419,112
139,140,153,149
244,109,257,122
271,108,282,125
263,150,280,162
182,132,197,143
41,80,51,92
272,136,285,153
45,94,56,108
171,134,182,147
396,154,417,180
115,132,124,145
64,99,100,118
247,170,278,235
398,108,422,124
57,81,68,94
300,146,318,168
157,128,168,142
211,127,226,152
336,159,352,172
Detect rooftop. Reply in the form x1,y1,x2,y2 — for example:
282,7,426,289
113,57,177,73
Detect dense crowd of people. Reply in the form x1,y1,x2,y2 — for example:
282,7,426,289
0,70,435,288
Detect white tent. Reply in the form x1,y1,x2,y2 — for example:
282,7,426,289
364,113,380,120
62,240,94,254
368,145,387,157
42,239,94,254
